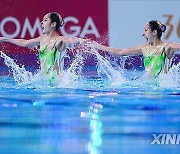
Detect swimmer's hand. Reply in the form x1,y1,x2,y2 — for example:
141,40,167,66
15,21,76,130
79,38,92,45
82,40,101,54
84,40,101,49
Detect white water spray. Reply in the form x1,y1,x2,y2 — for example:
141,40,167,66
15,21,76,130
1,45,178,89
0,51,34,85
89,47,125,86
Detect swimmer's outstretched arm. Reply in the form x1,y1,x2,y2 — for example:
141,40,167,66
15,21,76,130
55,36,88,51
165,42,180,59
60,36,87,44
90,41,143,56
0,36,40,47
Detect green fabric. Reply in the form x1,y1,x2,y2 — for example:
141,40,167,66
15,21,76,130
39,45,60,83
143,45,166,77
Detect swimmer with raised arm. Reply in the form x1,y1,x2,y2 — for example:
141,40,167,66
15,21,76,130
0,12,87,83
90,20,180,77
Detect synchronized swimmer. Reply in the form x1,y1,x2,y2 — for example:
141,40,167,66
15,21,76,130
89,20,180,77
0,12,87,84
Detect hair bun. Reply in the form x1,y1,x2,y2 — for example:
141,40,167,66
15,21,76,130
161,24,166,32
60,19,65,27
58,14,64,27
157,20,166,32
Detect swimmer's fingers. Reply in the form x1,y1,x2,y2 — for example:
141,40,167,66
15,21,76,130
80,39,93,46
79,39,100,54
84,40,98,48
79,38,91,45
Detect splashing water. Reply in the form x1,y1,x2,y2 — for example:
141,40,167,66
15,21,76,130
0,46,92,88
89,47,125,86
0,46,179,89
124,62,180,89
158,63,180,88
58,50,85,88
0,51,34,85
57,45,125,88
0,50,86,88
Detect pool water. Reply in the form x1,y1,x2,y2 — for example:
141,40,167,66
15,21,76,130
0,75,180,154
0,49,180,154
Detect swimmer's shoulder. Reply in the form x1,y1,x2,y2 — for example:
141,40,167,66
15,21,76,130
57,36,70,44
137,44,148,52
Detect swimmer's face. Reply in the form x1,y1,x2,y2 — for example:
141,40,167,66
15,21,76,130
41,14,52,34
142,23,155,43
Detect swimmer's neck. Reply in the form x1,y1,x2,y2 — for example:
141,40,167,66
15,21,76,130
46,30,60,39
148,39,163,47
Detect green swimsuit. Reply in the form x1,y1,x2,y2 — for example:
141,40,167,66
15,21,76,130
143,44,166,77
39,43,66,84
